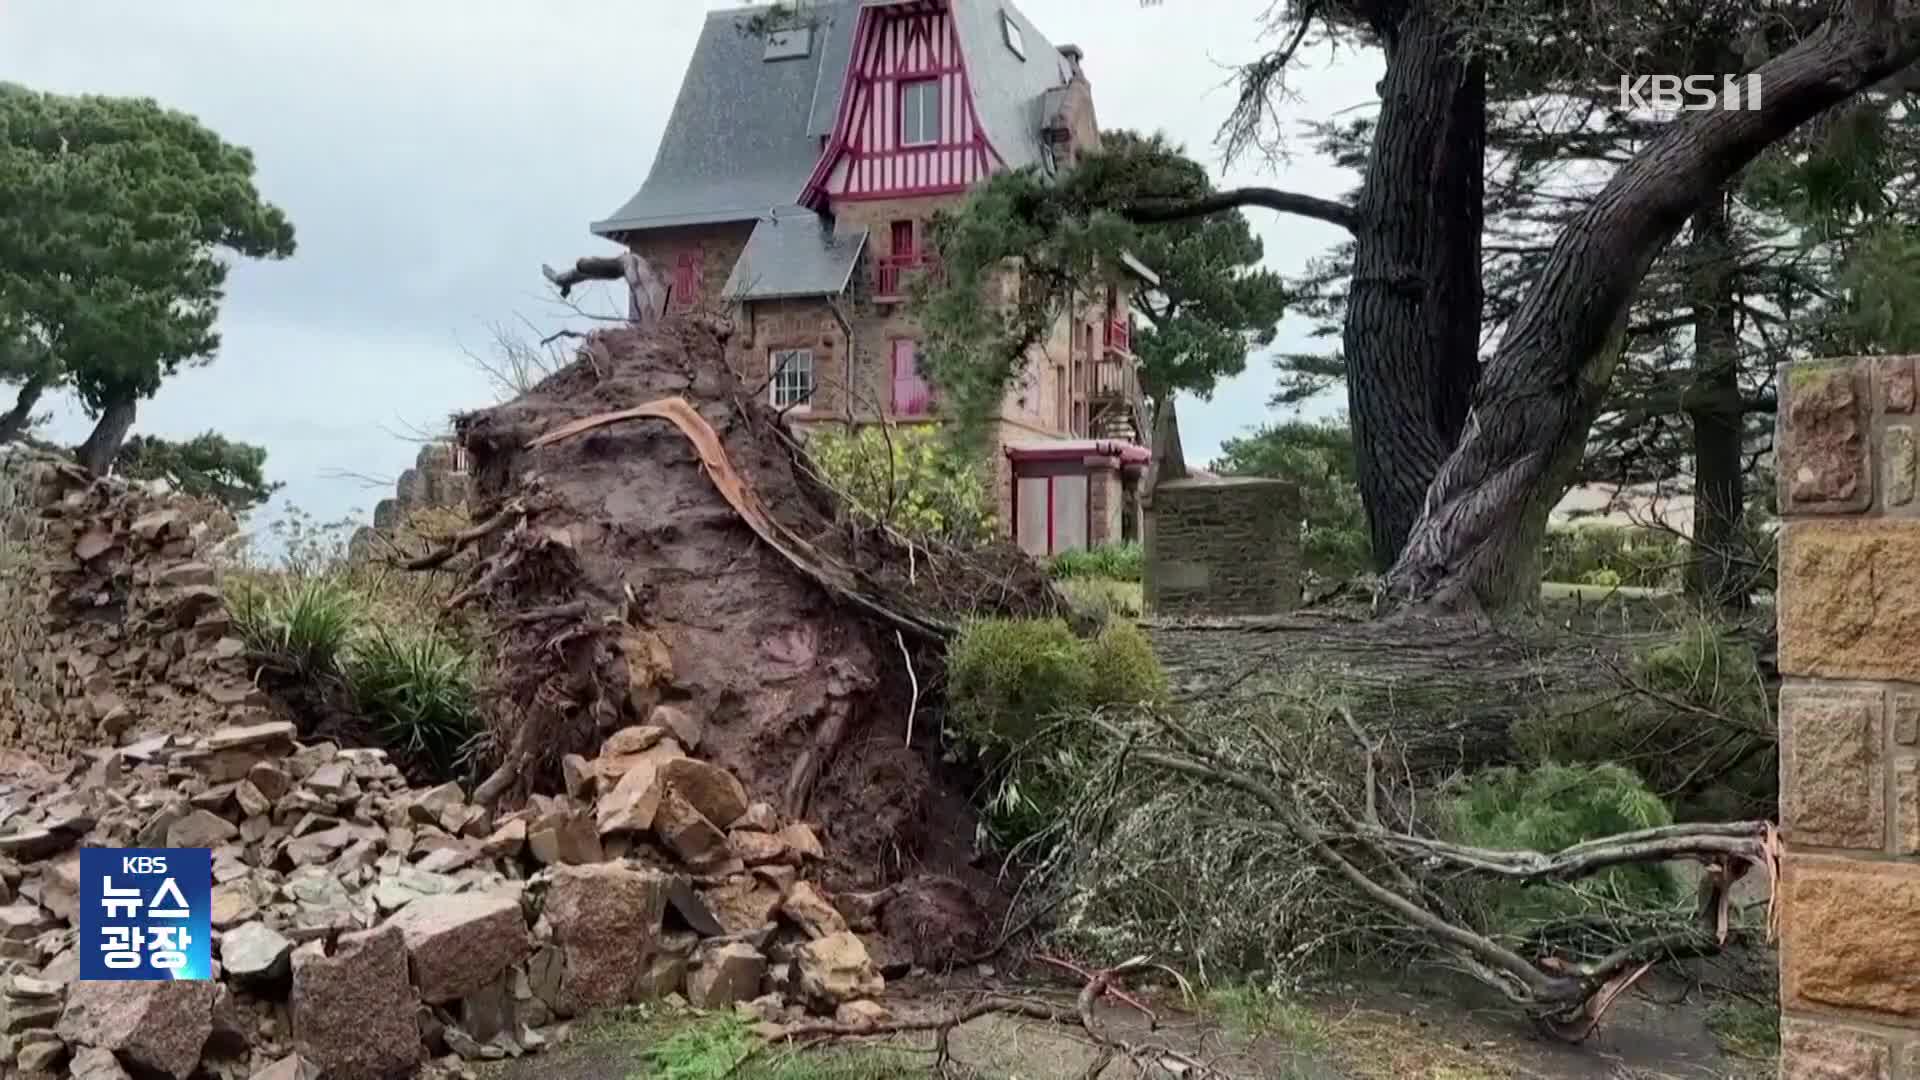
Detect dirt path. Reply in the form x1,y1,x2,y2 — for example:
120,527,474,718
480,965,1774,1080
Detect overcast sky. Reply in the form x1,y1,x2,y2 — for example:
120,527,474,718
1,1,1379,536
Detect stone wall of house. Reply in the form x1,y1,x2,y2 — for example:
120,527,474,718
1144,477,1299,616
1775,354,1920,1078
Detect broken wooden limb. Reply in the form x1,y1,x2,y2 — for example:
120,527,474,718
404,498,527,571
542,253,666,323
525,396,955,641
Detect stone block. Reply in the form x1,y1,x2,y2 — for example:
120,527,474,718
1781,856,1920,1019
1779,521,1920,681
1778,1017,1890,1079
1880,355,1917,414
1888,426,1917,508
1780,685,1884,850
1899,758,1920,857
1897,693,1920,747
1779,361,1870,514
1144,477,1300,617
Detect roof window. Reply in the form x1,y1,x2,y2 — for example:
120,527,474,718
1000,11,1025,59
764,26,813,61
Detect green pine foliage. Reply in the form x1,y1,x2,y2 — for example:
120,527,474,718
1212,419,1370,578
114,431,284,514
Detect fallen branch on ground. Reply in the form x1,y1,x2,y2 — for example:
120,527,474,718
737,960,1244,1079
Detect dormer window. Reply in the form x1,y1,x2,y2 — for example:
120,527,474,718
1000,11,1025,59
900,79,940,146
763,26,812,61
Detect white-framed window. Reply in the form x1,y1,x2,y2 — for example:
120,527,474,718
1000,11,1025,58
900,78,940,146
770,348,814,409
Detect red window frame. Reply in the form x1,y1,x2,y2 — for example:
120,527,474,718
890,220,916,260
890,338,932,416
898,78,940,147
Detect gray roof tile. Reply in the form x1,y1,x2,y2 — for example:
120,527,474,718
722,214,870,300
595,0,1072,237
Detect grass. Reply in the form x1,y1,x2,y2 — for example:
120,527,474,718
1203,986,1329,1053
541,1009,938,1080
1057,576,1142,619
1706,999,1780,1060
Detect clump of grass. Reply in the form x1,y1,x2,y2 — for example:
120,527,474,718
228,576,359,676
1706,999,1780,1060
1049,542,1143,582
347,628,480,779
1057,576,1141,620
608,1010,928,1080
1205,986,1328,1052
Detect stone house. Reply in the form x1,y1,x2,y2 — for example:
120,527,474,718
590,0,1154,556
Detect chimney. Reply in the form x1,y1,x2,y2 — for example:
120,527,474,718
1057,44,1084,79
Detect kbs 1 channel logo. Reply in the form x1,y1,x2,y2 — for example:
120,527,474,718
78,848,213,981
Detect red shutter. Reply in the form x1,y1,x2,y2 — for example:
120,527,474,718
890,221,915,260
891,339,930,416
673,250,702,310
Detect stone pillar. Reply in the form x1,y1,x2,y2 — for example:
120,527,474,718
1776,355,1920,1078
1084,456,1122,547
1143,477,1299,616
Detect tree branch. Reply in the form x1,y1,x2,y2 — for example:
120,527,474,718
1124,188,1358,234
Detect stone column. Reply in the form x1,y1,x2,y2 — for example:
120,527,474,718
1776,355,1920,1078
1084,456,1122,547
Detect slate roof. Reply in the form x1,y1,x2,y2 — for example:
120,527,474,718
593,0,1075,240
590,3,860,236
722,215,870,301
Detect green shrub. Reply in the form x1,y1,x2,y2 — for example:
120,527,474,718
1087,618,1167,709
1441,762,1683,941
1050,542,1143,582
947,615,1167,854
946,618,1094,748
806,425,995,546
1057,576,1142,621
346,629,481,780
1540,524,1685,589
228,576,358,676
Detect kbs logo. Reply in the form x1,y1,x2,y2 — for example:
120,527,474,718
1618,74,1763,113
79,847,212,981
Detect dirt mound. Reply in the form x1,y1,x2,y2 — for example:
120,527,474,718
0,447,283,764
446,318,1061,963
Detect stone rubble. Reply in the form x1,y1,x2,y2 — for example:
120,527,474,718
0,714,883,1078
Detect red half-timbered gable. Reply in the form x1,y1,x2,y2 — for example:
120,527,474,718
802,2,1000,205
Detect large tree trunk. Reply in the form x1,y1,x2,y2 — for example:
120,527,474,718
1383,8,1920,614
1683,190,1749,610
76,397,136,476
0,372,49,444
1342,3,1486,568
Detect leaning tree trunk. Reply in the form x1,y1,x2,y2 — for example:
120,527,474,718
1383,8,1920,614
1683,190,1750,610
1343,3,1486,568
0,371,49,444
76,397,136,476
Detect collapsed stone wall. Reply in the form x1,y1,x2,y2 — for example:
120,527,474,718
349,441,472,560
1774,355,1920,1076
0,711,903,1077
1144,476,1301,617
0,448,278,765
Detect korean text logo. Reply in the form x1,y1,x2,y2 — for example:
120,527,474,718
79,848,212,981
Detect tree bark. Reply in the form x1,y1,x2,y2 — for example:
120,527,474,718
1384,8,1920,614
0,371,49,444
76,397,137,476
1341,3,1487,568
1683,190,1750,610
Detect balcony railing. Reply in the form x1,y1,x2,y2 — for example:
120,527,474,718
1103,317,1132,355
1092,356,1136,402
874,254,942,301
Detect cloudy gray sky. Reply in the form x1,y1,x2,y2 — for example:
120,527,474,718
1,1,1378,536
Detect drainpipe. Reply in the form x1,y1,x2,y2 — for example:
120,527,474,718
825,294,855,431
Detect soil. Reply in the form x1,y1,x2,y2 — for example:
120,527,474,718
449,317,1063,966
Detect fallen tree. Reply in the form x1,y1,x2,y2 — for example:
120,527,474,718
420,317,1068,962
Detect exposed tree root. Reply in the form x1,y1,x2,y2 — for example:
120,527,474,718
403,497,528,571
